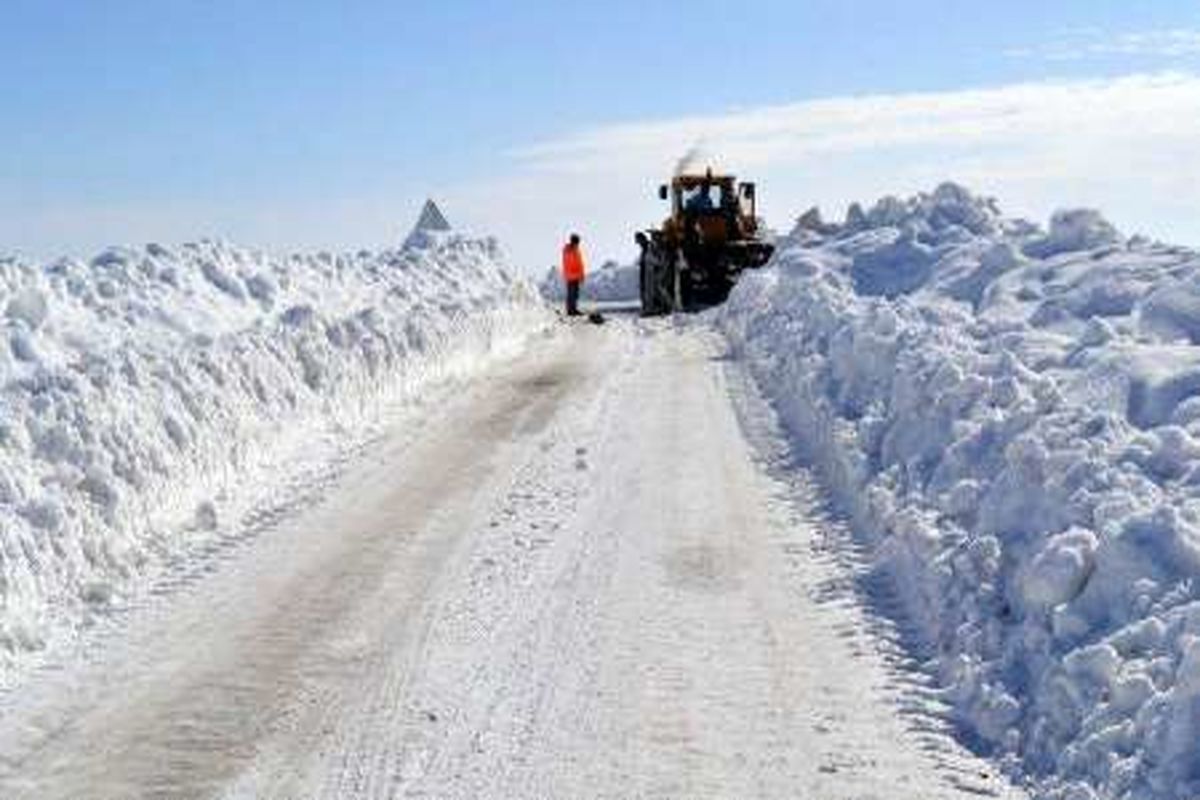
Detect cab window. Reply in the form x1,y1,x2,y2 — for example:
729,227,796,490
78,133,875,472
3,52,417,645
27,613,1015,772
682,185,718,211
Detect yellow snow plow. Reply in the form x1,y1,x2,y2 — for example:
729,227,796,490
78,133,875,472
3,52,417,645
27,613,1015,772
635,168,774,315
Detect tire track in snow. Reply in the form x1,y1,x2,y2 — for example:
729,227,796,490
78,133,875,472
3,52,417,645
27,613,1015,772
0,335,592,800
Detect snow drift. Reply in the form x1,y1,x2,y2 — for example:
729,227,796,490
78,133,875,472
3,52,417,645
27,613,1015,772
0,234,543,681
720,184,1200,800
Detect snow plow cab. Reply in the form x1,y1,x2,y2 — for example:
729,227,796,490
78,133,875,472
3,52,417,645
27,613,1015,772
635,169,774,316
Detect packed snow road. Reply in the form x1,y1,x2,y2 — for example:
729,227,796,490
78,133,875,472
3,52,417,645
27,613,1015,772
0,315,1025,799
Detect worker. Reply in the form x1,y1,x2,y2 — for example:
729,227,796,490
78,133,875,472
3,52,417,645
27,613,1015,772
686,184,714,212
561,233,586,316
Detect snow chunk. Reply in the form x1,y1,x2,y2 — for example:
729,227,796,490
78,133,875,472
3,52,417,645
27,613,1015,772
5,288,49,330
1025,209,1123,258
1019,528,1098,613
201,259,245,299
244,273,276,306
850,229,936,298
1141,280,1200,344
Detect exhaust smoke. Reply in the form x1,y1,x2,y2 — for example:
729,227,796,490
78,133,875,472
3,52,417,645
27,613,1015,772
673,143,712,177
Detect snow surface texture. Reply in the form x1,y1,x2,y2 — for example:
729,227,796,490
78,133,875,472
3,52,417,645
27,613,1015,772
720,184,1200,800
0,234,543,682
540,260,639,304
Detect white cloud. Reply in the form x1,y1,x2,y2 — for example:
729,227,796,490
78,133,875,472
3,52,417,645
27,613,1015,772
444,72,1200,272
1007,28,1200,61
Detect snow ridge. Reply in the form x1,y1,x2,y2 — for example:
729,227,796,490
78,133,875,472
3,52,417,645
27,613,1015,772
720,183,1200,800
0,235,544,682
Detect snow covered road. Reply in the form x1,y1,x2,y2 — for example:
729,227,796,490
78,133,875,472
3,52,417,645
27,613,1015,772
0,316,1025,799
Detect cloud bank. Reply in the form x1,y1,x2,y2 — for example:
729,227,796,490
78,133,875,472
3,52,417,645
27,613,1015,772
1007,28,1200,61
447,72,1200,271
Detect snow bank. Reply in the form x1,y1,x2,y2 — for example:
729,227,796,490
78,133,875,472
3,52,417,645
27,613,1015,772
540,260,639,304
0,235,543,680
721,184,1200,800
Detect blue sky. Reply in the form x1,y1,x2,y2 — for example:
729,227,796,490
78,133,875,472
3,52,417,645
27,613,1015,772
3,1,1200,269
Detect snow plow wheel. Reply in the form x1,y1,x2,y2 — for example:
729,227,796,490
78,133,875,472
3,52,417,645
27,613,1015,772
637,233,674,317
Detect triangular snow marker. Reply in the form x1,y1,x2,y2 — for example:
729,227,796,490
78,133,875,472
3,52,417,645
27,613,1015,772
415,199,451,232
404,199,453,249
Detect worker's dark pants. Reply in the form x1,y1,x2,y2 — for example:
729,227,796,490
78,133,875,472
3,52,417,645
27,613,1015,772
566,279,581,316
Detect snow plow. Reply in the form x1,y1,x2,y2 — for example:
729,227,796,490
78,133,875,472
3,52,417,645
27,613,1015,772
635,169,774,316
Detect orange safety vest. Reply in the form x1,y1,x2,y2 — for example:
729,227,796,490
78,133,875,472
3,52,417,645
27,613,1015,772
562,243,586,282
